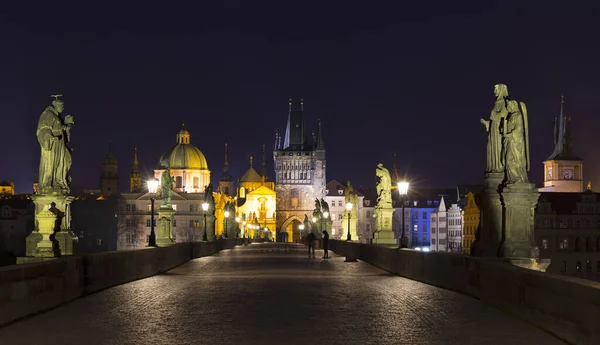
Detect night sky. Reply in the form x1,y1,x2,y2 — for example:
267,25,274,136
2,1,600,194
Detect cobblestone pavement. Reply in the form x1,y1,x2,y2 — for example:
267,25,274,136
0,243,565,345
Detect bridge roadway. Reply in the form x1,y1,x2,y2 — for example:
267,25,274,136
0,243,564,345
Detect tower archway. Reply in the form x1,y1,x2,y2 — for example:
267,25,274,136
279,215,304,243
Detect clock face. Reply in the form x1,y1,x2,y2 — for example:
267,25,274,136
563,169,574,179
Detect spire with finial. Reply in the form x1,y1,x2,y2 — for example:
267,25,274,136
289,98,292,112
301,98,304,111
316,118,325,150
548,94,580,161
249,156,253,168
129,146,141,192
223,143,229,174
391,151,400,183
261,144,267,181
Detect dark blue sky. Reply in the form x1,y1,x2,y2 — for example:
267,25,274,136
2,1,600,193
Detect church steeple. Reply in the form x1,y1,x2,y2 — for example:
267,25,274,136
129,146,141,192
283,98,307,150
548,95,580,160
316,119,325,150
223,142,229,174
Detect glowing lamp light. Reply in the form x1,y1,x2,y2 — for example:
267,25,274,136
299,224,305,230
224,211,230,218
147,179,159,194
312,217,317,223
235,217,241,223
202,202,209,212
345,202,353,211
323,211,329,219
398,181,409,196
422,247,431,252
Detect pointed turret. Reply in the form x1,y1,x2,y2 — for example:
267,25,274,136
218,143,233,195
316,119,325,150
548,95,580,160
129,147,141,192
283,98,308,150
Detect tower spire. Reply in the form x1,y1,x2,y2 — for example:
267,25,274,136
133,146,139,168
301,98,304,111
223,143,229,174
547,94,580,161
391,151,400,183
249,156,253,168
316,118,325,150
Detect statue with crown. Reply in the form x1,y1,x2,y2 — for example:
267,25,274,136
19,95,78,263
473,84,547,270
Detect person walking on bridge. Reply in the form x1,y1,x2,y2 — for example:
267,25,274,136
306,232,316,258
322,230,329,258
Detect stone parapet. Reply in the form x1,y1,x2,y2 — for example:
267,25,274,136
329,240,600,345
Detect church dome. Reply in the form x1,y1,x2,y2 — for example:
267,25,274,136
159,127,208,170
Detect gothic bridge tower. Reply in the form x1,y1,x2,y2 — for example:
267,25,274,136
273,99,326,242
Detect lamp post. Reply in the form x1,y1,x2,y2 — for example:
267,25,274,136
146,179,159,247
398,181,409,248
224,211,230,239
202,202,209,241
346,202,353,241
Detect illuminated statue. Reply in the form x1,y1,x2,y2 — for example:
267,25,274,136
36,94,74,195
320,198,330,214
375,164,392,208
161,165,175,206
504,100,530,184
481,84,509,173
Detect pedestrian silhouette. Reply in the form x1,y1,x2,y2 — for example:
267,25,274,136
322,230,329,258
306,232,316,258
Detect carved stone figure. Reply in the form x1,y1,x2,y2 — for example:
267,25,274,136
344,181,359,210
481,84,509,173
161,165,175,206
504,100,530,184
320,198,330,214
204,183,216,213
375,163,392,208
314,198,321,213
36,95,74,195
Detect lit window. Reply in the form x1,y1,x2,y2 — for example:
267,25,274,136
541,239,548,249
413,224,418,232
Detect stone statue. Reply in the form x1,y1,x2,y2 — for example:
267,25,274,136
503,100,530,184
481,84,509,173
161,165,175,206
344,181,359,210
375,164,392,208
36,95,74,195
314,198,321,213
320,198,330,214
204,183,216,213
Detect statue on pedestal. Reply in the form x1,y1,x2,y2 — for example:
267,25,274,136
36,94,74,195
480,84,509,173
161,165,175,207
503,100,530,185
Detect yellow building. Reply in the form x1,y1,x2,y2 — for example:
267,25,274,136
213,191,235,238
461,192,479,255
237,149,276,240
0,181,15,196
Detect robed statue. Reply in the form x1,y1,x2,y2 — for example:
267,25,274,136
314,198,321,213
481,84,509,173
344,181,359,210
204,183,216,214
503,100,530,184
36,95,74,195
320,198,330,214
375,163,392,208
161,165,175,206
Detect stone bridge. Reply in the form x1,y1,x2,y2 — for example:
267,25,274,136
0,240,597,344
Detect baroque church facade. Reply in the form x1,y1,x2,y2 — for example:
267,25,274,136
273,100,326,241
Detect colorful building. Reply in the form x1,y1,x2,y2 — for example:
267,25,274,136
461,191,479,255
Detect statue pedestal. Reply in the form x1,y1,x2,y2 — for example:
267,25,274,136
473,172,504,257
373,208,396,245
157,206,176,246
342,214,357,241
20,194,78,263
500,182,540,258
206,215,216,241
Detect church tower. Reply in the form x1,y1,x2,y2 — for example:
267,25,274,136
543,96,583,192
273,98,326,241
219,143,233,196
129,147,141,192
100,141,119,196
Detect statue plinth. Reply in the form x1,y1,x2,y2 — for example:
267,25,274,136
205,215,216,241
157,206,176,246
342,213,358,241
473,172,504,257
499,182,539,258
373,207,396,245
20,194,78,263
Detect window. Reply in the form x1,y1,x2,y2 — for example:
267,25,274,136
338,200,343,207
175,176,183,188
413,224,418,232
240,187,246,198
576,261,582,272
96,239,102,246
172,204,177,211
126,233,135,244
193,177,199,188
586,260,592,273
173,219,177,227
422,212,427,219
559,239,568,249
541,239,548,249
366,211,371,218
146,219,151,227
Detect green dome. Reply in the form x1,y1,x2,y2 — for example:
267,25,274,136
159,143,208,170
159,128,208,170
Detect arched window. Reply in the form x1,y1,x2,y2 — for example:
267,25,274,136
240,187,246,198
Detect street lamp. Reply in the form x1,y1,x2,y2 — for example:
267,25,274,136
346,202,353,241
299,224,305,241
202,202,209,241
146,179,159,247
224,211,230,239
322,211,329,236
398,181,409,248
